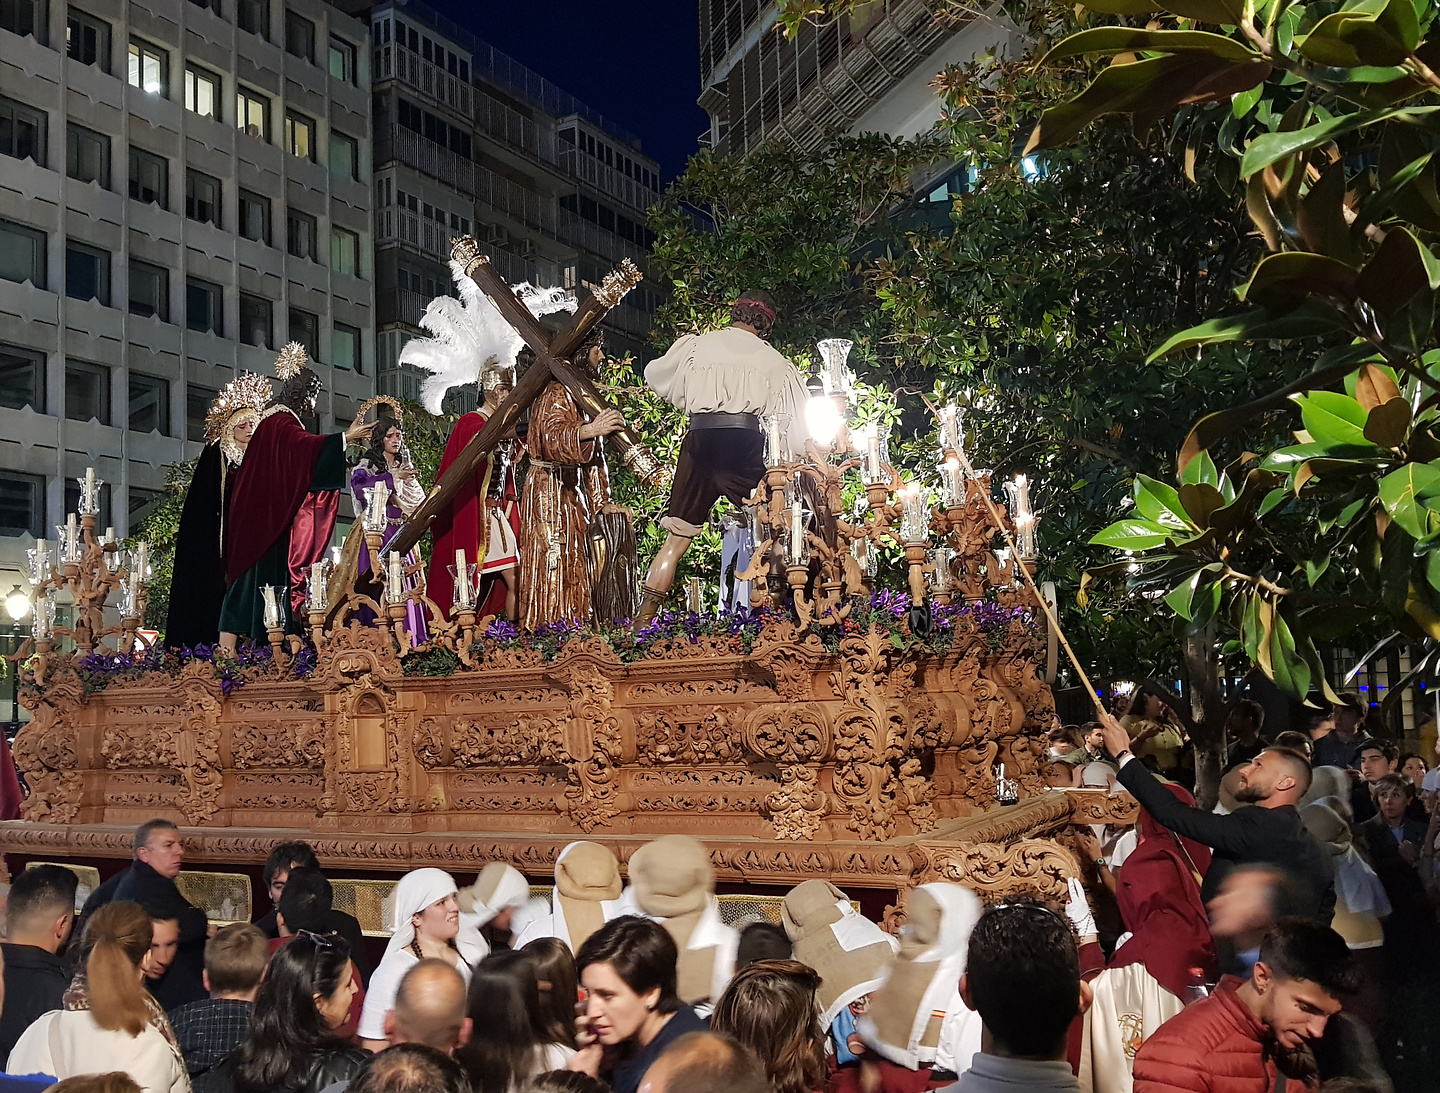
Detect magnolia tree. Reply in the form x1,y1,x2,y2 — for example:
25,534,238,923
1021,0,1440,710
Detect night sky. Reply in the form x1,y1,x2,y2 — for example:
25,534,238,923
424,1,710,184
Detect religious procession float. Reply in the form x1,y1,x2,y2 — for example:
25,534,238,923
0,241,1132,908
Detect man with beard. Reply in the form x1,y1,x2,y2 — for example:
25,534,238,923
1100,718,1334,919
516,328,627,631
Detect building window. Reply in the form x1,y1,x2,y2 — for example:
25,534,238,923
330,227,357,276
186,384,216,441
563,264,578,290
331,322,359,372
284,11,313,63
65,359,109,424
236,0,265,37
284,111,313,160
127,38,166,96
65,7,109,69
0,345,44,413
328,129,357,181
286,207,316,261
128,259,168,321
128,147,167,208
287,307,318,360
66,123,108,186
0,471,45,538
128,485,162,525
65,241,109,306
0,219,45,288
239,292,272,348
186,276,223,335
236,86,268,140
239,188,270,244
187,0,220,15
128,372,168,434
185,168,221,227
328,34,355,83
185,65,219,119
0,0,46,43
0,95,45,166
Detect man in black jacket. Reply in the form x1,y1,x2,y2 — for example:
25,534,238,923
0,865,77,1067
1100,717,1335,919
111,819,212,1010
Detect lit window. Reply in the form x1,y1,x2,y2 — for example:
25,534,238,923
285,112,313,160
127,38,166,96
237,87,269,141
185,66,219,119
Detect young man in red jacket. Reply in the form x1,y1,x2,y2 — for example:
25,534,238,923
1133,918,1357,1093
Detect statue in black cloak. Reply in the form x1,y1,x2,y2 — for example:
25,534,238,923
163,372,272,651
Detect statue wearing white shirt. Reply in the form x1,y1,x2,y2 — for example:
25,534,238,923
634,290,810,630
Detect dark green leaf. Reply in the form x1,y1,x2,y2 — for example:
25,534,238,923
1240,252,1360,309
1239,106,1440,178
1040,28,1259,63
1364,396,1413,446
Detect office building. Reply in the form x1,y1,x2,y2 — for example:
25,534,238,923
338,0,662,407
0,0,376,584
698,0,1020,156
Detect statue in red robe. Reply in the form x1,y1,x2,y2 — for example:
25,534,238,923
217,346,373,653
426,367,521,620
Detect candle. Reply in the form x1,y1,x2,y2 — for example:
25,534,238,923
83,467,95,512
103,527,114,545
135,540,149,579
900,483,930,545
261,584,282,630
941,460,964,508
331,546,341,567
765,413,783,467
789,499,805,564
308,561,327,613
937,404,965,458
1005,474,1038,560
452,548,472,609
65,514,77,561
386,551,404,603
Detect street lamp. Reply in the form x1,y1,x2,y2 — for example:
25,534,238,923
6,584,29,621
3,582,28,734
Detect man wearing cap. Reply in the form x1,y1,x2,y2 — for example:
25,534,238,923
633,291,811,630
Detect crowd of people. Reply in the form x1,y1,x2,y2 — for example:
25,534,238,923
0,696,1436,1093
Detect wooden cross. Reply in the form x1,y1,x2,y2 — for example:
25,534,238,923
388,237,665,557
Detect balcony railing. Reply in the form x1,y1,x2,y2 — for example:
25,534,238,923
381,125,475,193
473,87,554,164
556,209,646,265
375,207,541,288
374,42,473,117
558,147,658,213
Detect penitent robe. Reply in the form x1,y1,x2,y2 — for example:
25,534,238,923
517,382,609,632
219,408,345,639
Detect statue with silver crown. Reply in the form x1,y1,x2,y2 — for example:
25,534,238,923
218,343,375,654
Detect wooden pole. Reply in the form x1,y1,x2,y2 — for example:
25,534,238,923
952,448,1108,720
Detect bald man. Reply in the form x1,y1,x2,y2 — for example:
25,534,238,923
638,1031,768,1093
384,959,471,1054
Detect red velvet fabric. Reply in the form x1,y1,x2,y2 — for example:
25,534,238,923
1110,782,1217,999
226,411,335,584
288,491,340,617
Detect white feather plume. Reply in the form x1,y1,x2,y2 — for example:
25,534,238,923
399,262,577,414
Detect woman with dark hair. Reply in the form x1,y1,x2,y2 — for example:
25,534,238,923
710,960,826,1093
1118,686,1187,775
522,937,580,1048
348,412,428,640
199,932,365,1093
570,916,704,1093
454,951,573,1093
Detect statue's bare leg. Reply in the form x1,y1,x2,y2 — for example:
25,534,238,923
218,631,238,658
502,568,517,620
633,532,693,631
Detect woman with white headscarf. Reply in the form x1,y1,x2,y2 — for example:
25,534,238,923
357,868,488,1049
857,882,984,1084
459,861,537,950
